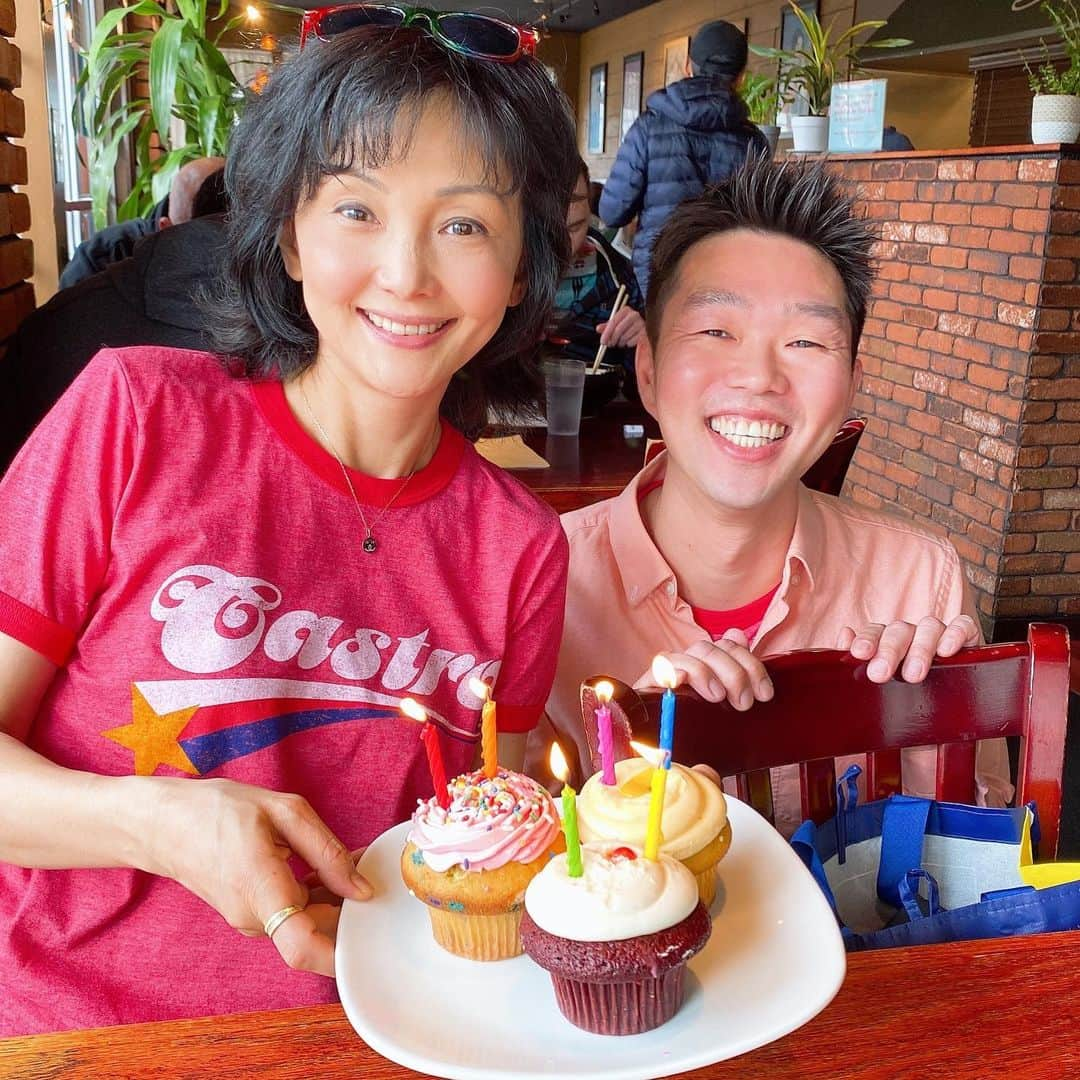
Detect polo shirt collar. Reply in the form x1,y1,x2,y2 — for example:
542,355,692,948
608,451,678,607
608,455,826,609
783,485,825,593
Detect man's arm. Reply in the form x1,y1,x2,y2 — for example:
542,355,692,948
598,120,648,229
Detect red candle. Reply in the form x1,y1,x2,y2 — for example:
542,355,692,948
402,698,450,809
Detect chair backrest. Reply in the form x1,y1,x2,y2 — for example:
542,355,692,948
642,417,866,497
798,417,865,497
579,623,1071,858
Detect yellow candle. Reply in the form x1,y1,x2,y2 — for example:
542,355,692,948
470,677,498,779
644,764,668,861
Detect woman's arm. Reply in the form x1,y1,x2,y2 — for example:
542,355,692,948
0,631,370,975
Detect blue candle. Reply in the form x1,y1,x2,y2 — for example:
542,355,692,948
652,655,677,770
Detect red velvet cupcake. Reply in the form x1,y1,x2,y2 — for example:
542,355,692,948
520,843,711,1035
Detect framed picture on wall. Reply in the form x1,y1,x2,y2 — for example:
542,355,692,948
621,52,643,140
588,63,607,154
663,36,689,87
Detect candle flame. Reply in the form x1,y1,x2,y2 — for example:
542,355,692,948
400,697,427,724
651,654,677,689
549,742,569,783
630,740,666,767
245,3,261,21
594,680,614,704
468,676,491,701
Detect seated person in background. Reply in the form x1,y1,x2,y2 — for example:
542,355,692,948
551,159,644,382
527,157,1012,834
0,167,228,472
58,156,225,289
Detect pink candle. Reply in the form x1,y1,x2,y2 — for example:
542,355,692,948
595,680,616,785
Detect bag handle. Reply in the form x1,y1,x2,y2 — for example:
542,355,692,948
834,763,862,866
896,868,941,921
877,795,931,907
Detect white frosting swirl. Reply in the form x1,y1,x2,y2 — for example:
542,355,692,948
577,758,727,860
524,843,698,941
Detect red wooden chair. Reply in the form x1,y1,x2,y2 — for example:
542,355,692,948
578,623,1071,858
643,417,866,497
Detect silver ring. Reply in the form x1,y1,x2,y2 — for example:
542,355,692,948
263,904,304,939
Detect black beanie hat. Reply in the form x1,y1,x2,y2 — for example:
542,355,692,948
689,20,748,77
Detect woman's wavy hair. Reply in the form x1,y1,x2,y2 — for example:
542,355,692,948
206,27,578,437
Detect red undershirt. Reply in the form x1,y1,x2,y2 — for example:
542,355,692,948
639,477,780,640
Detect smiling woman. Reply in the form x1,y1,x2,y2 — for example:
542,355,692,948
0,18,579,1037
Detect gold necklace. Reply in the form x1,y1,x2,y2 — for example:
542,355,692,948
299,384,424,554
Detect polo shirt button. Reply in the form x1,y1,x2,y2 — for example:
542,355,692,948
791,571,801,586
665,581,676,597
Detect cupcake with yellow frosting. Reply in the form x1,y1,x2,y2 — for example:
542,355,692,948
401,767,564,960
576,758,730,907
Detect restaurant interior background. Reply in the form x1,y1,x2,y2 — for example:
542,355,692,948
5,0,1080,847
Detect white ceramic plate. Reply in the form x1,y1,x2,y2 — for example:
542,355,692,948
336,797,845,1080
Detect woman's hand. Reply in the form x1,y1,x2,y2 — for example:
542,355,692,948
836,615,980,683
632,630,774,710
146,777,372,977
597,305,645,348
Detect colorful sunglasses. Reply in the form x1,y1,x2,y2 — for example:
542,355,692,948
299,4,540,62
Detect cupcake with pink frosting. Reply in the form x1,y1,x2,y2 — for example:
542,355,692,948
400,767,564,960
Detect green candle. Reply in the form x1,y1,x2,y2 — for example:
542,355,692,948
562,782,583,878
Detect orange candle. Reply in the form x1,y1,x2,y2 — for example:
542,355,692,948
470,677,498,778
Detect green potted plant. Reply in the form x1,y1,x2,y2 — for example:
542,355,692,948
77,0,248,229
1027,1,1080,144
739,72,782,156
752,3,911,153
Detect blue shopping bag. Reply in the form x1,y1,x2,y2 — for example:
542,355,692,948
791,765,1080,951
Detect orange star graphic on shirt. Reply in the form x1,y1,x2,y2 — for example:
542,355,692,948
101,686,200,776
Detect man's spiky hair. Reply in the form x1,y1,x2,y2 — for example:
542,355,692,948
646,156,877,356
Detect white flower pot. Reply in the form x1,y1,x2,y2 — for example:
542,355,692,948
1031,94,1080,144
791,114,830,153
755,123,781,158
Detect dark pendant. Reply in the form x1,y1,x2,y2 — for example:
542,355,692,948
362,536,377,553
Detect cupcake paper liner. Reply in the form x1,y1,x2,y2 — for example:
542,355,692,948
693,862,718,908
426,906,523,961
549,966,687,1035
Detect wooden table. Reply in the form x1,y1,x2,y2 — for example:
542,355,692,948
508,400,660,514
3,930,1078,1079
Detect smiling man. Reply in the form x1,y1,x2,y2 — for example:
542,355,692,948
531,159,1011,832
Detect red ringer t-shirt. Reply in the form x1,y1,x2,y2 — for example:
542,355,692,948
0,347,567,1035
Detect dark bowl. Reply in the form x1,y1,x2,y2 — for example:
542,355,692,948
581,363,623,417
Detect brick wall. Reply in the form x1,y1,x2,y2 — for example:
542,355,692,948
0,0,31,345
832,146,1080,637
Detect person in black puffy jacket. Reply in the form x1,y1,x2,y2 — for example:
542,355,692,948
598,20,769,297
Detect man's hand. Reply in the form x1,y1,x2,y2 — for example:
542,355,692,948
147,778,372,978
836,615,980,683
597,305,645,348
632,630,774,710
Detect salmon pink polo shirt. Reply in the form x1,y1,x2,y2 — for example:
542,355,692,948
531,451,1013,836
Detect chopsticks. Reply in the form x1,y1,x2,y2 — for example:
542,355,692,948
590,283,628,373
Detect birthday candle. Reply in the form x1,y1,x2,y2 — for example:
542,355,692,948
594,680,616,785
401,698,450,809
469,677,498,779
652,655,677,770
550,743,583,877
644,757,668,860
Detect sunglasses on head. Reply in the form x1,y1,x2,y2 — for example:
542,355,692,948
300,4,540,63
